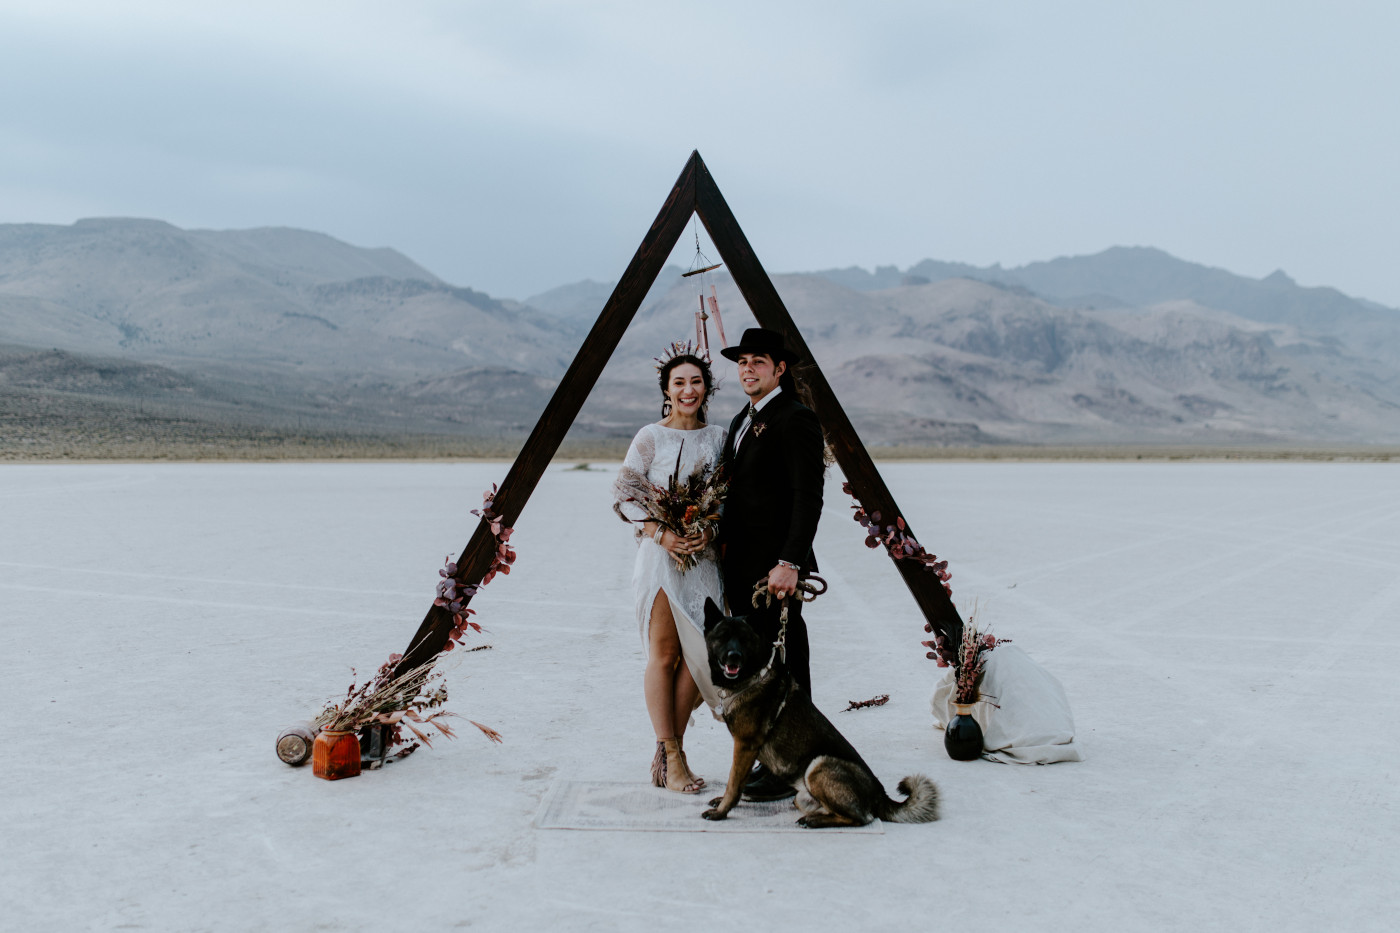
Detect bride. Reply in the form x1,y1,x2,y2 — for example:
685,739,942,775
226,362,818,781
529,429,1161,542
613,346,726,794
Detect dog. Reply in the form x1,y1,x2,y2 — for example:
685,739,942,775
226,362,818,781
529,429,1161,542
700,598,939,827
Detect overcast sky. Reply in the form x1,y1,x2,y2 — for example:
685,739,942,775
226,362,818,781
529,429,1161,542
2,1,1397,306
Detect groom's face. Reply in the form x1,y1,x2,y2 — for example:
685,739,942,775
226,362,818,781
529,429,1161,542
737,352,785,401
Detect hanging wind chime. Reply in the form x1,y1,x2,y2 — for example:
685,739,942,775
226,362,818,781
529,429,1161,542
680,220,728,355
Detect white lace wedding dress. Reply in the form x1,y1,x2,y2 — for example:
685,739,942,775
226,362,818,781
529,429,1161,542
614,421,728,711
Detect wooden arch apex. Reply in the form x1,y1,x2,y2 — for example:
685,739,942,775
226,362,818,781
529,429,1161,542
395,150,963,675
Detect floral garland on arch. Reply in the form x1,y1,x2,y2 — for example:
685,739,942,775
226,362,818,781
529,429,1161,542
842,480,953,595
434,484,517,652
307,484,510,767
843,480,1014,690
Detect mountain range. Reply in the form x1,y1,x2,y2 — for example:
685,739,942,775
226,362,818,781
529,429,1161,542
3,218,1399,453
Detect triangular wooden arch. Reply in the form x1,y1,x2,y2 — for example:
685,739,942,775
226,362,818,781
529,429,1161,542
397,150,963,673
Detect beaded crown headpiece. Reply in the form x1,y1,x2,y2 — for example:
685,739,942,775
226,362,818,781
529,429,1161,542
654,340,710,371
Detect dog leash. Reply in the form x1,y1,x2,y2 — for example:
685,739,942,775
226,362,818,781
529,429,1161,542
749,574,827,665
716,575,829,717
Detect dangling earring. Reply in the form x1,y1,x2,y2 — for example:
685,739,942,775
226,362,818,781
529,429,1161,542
662,396,672,416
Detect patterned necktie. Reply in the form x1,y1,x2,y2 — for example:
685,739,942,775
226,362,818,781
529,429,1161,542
738,404,759,450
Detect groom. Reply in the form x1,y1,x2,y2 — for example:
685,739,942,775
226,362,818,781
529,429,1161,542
718,328,826,800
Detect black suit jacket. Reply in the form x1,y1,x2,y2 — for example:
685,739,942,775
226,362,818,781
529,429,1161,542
718,390,824,598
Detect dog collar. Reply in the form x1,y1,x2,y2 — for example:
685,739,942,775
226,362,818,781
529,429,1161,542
716,649,780,707
717,666,792,734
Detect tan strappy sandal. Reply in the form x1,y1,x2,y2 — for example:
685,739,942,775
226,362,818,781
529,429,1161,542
650,740,667,787
656,737,703,794
676,738,706,791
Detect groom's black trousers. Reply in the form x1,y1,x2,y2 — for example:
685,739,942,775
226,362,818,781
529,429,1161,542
781,602,812,700
723,582,812,701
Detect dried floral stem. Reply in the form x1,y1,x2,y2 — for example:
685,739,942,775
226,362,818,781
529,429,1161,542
317,654,452,737
841,694,890,712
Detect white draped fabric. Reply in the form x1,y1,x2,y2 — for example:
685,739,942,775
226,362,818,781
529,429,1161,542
614,422,728,711
930,644,1083,764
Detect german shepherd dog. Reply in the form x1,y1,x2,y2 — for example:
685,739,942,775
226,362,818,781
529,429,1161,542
701,598,940,828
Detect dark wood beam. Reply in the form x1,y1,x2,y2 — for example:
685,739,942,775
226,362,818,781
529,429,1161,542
397,149,965,674
693,160,964,647
395,152,703,673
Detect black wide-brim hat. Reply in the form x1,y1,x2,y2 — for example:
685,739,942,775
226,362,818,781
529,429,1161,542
719,327,800,366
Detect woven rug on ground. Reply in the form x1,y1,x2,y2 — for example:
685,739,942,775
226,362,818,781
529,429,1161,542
534,780,885,834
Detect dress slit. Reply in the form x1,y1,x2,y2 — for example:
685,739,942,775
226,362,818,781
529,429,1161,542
643,579,720,711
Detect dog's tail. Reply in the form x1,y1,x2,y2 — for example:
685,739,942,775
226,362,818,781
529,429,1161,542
876,774,940,824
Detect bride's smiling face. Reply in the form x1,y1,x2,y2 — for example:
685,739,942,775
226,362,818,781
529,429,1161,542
666,362,706,416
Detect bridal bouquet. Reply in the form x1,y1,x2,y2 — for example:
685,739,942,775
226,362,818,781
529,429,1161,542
614,441,727,572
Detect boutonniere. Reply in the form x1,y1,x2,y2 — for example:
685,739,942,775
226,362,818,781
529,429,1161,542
751,422,767,438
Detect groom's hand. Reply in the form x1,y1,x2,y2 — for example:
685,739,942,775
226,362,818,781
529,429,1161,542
767,563,798,600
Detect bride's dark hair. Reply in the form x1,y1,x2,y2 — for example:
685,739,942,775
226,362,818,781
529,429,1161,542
658,354,717,423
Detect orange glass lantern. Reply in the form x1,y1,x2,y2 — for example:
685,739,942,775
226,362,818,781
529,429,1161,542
312,728,362,780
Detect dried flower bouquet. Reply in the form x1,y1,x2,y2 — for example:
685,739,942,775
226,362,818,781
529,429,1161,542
614,440,728,572
924,617,1010,705
316,653,501,761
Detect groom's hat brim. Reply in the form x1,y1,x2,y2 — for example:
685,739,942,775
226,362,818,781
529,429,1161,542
720,327,800,366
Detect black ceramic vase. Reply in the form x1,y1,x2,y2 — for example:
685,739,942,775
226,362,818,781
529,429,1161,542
944,702,983,761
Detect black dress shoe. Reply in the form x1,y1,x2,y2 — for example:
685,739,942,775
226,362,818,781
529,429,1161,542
742,767,797,802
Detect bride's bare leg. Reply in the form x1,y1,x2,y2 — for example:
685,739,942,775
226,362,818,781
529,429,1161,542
644,590,702,793
670,661,705,789
644,590,682,741
671,664,700,738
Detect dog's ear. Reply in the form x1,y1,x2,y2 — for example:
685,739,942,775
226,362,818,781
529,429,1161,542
703,597,725,632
